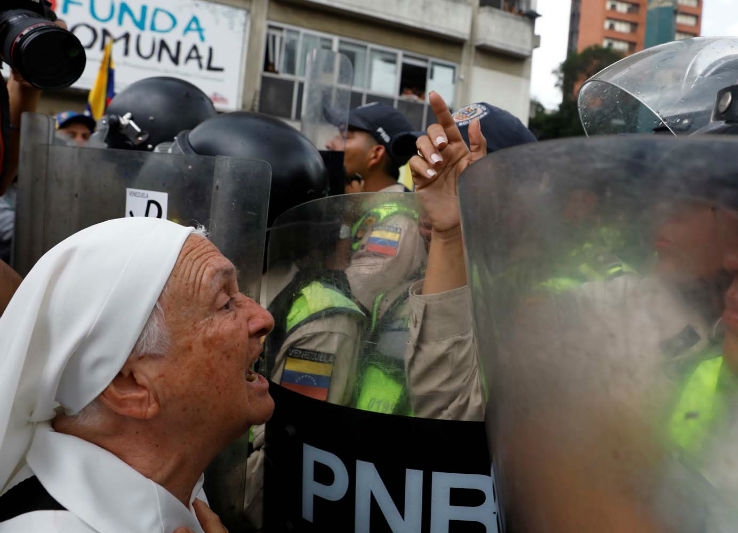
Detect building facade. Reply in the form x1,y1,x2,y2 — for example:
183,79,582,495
40,0,540,129
567,0,701,57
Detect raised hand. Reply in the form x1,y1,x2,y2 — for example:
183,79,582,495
409,91,487,236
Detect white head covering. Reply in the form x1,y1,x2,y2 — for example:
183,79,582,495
0,217,193,493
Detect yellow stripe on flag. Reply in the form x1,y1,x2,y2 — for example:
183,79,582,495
285,358,333,377
370,229,401,241
87,41,114,121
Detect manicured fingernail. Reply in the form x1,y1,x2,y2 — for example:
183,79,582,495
426,169,437,177
430,153,443,164
435,136,447,147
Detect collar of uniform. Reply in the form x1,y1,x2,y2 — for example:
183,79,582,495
379,183,407,193
27,424,205,533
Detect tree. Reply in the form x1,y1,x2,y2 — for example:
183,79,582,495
529,45,624,140
557,45,624,103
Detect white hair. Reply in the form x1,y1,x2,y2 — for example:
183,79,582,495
72,225,209,424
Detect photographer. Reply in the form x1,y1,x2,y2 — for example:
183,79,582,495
0,4,84,264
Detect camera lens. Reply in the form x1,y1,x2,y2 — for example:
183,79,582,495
0,11,86,89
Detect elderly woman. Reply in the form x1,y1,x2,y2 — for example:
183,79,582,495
0,217,273,532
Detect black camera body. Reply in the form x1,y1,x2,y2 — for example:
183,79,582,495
0,0,86,90
1,0,57,21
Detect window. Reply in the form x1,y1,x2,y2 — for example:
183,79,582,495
676,12,698,26
677,0,698,7
260,23,458,129
428,63,456,108
604,18,636,33
606,1,638,14
339,41,368,89
603,37,633,53
676,31,697,40
369,49,398,95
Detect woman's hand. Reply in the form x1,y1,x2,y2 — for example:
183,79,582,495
409,91,487,237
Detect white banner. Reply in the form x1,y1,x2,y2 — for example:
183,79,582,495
52,0,249,110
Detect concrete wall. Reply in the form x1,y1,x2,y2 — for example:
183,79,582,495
475,6,536,58
281,0,473,41
467,51,532,124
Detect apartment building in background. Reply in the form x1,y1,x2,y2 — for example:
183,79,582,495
40,0,541,129
568,0,702,57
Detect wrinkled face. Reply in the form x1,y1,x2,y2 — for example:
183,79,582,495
155,235,274,445
60,123,92,146
652,201,725,282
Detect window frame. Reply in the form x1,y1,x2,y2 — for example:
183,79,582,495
260,21,458,129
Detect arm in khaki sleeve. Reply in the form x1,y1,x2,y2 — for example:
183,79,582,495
405,280,484,421
271,314,364,406
0,259,21,316
345,214,427,310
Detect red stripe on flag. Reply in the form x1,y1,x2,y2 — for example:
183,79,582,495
282,382,328,401
366,243,397,256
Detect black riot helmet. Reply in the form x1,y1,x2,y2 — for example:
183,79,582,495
92,77,216,151
171,112,328,225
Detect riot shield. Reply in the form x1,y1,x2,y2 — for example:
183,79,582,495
459,135,738,531
257,193,497,532
301,49,353,195
14,113,271,298
579,37,738,136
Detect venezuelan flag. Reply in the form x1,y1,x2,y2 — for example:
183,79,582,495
366,227,401,256
86,40,115,121
281,357,333,401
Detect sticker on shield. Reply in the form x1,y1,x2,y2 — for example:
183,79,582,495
126,188,168,219
281,347,335,401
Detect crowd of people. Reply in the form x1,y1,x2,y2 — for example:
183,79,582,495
1,31,738,533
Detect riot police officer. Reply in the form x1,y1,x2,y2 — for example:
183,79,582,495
92,76,217,151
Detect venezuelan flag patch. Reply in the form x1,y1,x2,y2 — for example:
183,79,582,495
366,226,401,257
281,348,334,401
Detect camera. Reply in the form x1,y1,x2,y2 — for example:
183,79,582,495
0,0,86,89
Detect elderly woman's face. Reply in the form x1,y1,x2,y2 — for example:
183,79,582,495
155,235,274,445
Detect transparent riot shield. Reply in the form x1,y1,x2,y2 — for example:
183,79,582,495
14,113,271,298
301,49,353,195
579,37,738,136
459,135,738,531
256,193,496,532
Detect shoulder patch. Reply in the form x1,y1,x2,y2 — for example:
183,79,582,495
281,347,335,401
354,215,378,241
366,225,402,256
453,103,489,127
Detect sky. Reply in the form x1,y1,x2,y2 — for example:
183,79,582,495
530,0,738,110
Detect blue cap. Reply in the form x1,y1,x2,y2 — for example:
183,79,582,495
452,103,536,153
348,102,417,165
56,111,96,132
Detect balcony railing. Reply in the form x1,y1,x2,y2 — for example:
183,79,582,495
480,0,536,15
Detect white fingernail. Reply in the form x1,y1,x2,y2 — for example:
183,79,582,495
430,153,443,164
435,136,447,146
426,168,437,177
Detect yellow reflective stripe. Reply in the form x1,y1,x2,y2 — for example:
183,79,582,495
356,365,404,414
286,281,362,333
539,277,581,293
669,356,724,455
350,203,419,251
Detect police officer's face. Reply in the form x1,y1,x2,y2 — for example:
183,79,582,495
342,129,377,178
653,201,725,282
60,123,92,146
